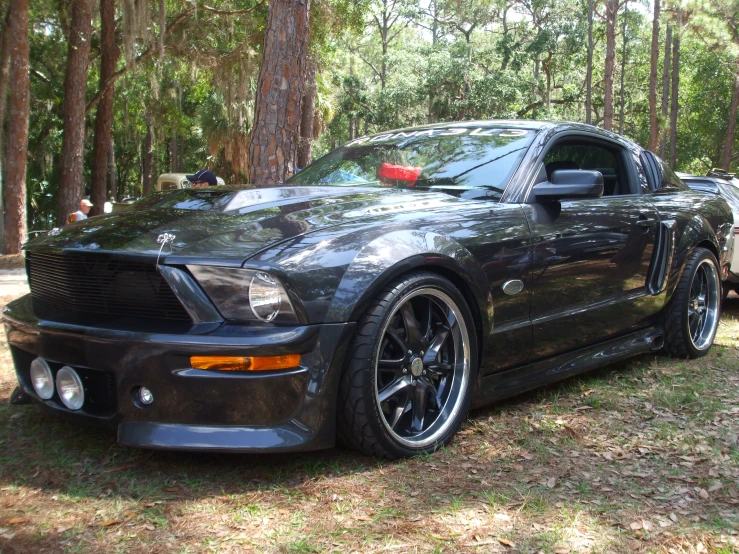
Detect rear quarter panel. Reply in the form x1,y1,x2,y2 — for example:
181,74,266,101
648,190,732,301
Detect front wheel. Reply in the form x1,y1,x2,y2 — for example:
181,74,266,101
337,272,478,459
664,247,721,358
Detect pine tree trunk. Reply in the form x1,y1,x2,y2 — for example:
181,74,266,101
585,0,593,125
57,0,94,225
298,59,316,169
3,0,29,254
90,0,119,216
247,0,310,186
178,135,185,172
669,26,680,169
170,136,177,172
723,70,739,171
659,25,672,159
618,1,628,135
648,0,660,151
603,0,618,131
143,122,153,195
108,136,117,201
0,5,14,247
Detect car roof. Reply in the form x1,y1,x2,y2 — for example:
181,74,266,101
360,119,635,146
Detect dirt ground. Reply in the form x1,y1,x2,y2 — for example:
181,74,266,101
0,277,736,553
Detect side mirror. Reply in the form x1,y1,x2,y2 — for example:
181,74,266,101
531,169,604,201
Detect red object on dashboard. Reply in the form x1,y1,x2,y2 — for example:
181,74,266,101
377,162,423,185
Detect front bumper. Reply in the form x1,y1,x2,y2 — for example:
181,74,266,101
3,295,354,452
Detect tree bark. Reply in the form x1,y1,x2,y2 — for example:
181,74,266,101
724,69,739,171
108,135,117,201
659,25,672,159
0,5,14,247
603,0,618,131
170,136,177,172
143,121,153,195
669,25,680,169
247,0,310,186
618,0,628,135
0,5,12,157
90,0,119,216
3,0,29,254
298,59,316,169
585,0,593,125
648,0,660,151
57,0,94,225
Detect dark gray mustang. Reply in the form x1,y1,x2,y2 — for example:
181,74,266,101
5,121,733,459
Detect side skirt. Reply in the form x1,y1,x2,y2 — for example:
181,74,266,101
472,326,663,408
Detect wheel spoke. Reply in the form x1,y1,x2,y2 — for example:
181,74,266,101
426,378,441,409
423,325,450,365
421,297,434,342
426,362,453,376
411,379,429,433
378,375,412,404
389,395,411,429
385,327,410,354
401,302,425,352
378,357,404,370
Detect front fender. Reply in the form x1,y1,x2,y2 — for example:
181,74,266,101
324,230,491,332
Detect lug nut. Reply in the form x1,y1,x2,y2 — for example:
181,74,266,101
402,368,407,374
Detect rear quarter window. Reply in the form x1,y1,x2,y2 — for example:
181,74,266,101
640,151,689,193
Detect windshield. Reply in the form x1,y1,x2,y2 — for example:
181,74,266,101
287,126,536,200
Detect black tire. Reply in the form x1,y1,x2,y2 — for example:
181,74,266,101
337,272,478,459
664,247,721,358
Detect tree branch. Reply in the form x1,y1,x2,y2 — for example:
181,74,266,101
517,98,572,117
85,1,263,115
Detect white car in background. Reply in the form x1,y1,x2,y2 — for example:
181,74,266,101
679,172,739,298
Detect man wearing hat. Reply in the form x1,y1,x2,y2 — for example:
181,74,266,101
187,169,218,187
72,198,93,222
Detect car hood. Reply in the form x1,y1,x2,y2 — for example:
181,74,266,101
27,186,466,264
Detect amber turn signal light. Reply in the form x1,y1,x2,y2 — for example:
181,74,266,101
190,354,301,372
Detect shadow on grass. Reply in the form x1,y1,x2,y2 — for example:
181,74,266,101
0,347,657,504
0,300,737,551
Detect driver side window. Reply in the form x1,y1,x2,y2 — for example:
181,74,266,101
543,140,634,196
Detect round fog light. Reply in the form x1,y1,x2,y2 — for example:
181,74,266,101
30,358,54,400
56,366,85,411
139,387,154,405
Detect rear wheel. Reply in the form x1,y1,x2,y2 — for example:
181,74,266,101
664,248,721,358
337,272,477,459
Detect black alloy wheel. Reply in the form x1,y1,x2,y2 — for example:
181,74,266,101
337,272,477,459
664,247,721,358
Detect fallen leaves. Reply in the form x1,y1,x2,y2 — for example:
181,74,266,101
99,519,120,527
497,537,516,547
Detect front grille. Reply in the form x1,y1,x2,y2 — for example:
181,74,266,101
27,250,191,322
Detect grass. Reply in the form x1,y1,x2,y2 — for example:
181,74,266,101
0,290,738,552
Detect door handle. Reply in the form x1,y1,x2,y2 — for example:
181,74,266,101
636,218,657,228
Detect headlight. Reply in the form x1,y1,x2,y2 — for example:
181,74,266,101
56,366,85,411
249,272,283,321
30,358,54,400
187,266,299,324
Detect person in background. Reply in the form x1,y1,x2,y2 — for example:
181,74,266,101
187,169,218,188
104,196,114,214
70,198,93,222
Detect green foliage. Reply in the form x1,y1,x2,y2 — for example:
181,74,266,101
18,0,739,230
